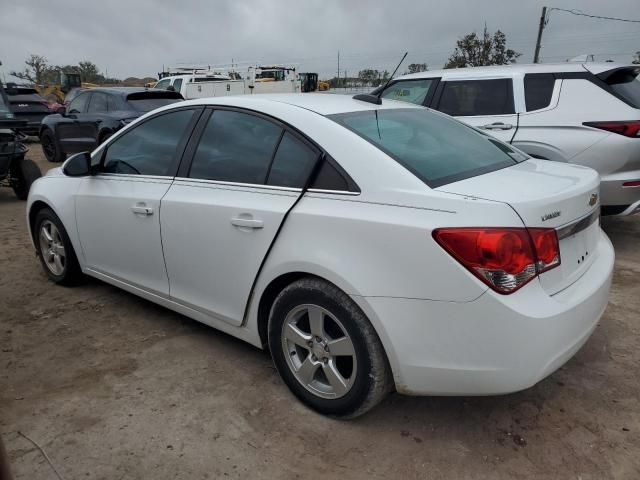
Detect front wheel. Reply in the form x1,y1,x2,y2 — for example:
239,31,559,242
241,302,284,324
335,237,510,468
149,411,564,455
11,159,42,200
268,278,393,418
40,129,65,163
34,208,83,285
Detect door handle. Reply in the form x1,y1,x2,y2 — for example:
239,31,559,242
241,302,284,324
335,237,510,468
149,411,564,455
481,122,513,130
231,217,264,229
131,205,153,216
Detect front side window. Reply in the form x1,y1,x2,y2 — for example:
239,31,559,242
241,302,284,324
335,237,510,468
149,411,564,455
437,79,515,116
381,79,434,105
87,93,109,113
68,92,90,114
154,79,171,90
330,108,525,188
173,79,183,92
102,109,194,176
189,110,282,184
267,132,319,188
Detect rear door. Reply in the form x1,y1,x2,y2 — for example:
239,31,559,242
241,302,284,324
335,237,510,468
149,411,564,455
57,91,96,152
160,108,321,326
433,77,520,143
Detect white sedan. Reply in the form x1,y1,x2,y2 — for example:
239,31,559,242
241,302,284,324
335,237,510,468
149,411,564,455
27,93,614,417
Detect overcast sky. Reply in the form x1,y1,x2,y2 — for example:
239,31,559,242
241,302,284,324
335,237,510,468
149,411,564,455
1,0,638,81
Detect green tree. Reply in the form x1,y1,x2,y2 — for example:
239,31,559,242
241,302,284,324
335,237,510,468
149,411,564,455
358,69,381,85
77,61,100,83
406,63,428,74
445,26,521,68
10,54,49,85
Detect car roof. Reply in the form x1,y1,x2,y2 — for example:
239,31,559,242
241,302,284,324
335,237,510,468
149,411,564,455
179,93,424,115
395,62,634,80
84,87,167,97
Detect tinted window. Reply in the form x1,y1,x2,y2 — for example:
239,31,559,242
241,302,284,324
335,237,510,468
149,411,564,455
87,92,109,112
381,79,434,105
126,92,183,112
330,108,526,188
602,68,640,108
68,92,90,114
189,110,282,184
438,79,514,116
267,132,319,187
311,161,350,191
524,74,555,111
102,109,194,176
107,95,120,111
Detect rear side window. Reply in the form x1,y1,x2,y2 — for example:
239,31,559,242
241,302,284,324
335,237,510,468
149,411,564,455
524,74,555,111
330,108,525,188
437,79,515,116
102,109,194,176
267,132,319,188
380,79,434,105
126,92,183,112
600,68,640,108
189,110,283,184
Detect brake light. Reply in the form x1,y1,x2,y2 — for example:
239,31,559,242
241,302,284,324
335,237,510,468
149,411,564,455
583,121,640,138
623,180,640,187
432,227,560,294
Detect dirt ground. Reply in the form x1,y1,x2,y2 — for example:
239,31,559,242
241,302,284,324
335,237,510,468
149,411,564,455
1,142,639,480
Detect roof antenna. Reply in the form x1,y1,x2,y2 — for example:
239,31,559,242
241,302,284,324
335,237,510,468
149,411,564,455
353,51,408,105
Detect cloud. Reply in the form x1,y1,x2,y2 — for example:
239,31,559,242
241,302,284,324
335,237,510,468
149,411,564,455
1,0,638,81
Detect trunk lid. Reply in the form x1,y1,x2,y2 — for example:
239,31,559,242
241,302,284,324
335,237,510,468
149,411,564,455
437,159,601,295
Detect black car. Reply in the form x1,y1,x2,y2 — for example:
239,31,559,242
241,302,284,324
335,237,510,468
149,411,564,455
39,87,184,162
3,83,52,136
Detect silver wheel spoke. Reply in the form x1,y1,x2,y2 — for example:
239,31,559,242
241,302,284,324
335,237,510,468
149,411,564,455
323,362,348,396
296,356,319,384
53,244,65,257
308,305,325,337
284,323,311,349
41,226,53,243
327,336,355,357
53,255,64,273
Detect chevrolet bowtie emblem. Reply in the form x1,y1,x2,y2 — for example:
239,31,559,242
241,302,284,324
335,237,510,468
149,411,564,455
589,193,598,207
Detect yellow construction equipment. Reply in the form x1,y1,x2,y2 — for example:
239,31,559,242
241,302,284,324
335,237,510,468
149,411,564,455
36,72,97,104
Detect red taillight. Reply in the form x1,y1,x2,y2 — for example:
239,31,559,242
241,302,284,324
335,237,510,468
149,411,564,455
433,227,560,294
583,121,640,138
623,180,640,188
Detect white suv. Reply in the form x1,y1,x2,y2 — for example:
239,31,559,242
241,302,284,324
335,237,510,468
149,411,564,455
376,63,640,215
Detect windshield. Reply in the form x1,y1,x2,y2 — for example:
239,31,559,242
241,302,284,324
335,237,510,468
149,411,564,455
329,108,527,188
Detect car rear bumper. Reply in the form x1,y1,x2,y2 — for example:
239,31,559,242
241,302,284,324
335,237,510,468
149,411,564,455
600,169,640,214
352,229,614,396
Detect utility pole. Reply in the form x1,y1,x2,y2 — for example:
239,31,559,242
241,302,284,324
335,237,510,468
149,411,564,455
337,51,340,88
533,6,547,63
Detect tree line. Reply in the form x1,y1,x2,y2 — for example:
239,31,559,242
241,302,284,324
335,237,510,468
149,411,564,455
9,54,121,86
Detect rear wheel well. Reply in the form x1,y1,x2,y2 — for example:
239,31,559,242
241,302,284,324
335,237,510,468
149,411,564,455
257,272,322,348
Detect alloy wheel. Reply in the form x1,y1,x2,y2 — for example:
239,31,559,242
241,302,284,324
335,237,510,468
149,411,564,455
39,220,66,276
281,304,357,399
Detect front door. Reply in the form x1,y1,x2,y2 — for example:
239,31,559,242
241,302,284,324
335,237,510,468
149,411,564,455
161,108,321,326
75,108,198,295
434,78,519,143
57,91,97,153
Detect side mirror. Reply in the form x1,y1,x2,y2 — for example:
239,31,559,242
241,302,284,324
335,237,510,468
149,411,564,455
57,107,66,116
63,152,93,177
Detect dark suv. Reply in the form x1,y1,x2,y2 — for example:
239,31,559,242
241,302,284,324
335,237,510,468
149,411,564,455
39,87,183,162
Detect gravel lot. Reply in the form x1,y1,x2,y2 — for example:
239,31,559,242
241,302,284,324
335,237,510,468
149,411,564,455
1,142,639,479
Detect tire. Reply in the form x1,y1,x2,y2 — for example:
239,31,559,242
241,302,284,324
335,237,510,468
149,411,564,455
11,159,42,200
33,207,83,285
40,129,65,163
268,277,393,418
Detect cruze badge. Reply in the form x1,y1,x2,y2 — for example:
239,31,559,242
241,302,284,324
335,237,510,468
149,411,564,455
541,211,561,222
589,193,598,207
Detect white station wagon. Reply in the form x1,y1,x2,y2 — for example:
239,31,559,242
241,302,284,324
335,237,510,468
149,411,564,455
376,63,640,216
27,94,613,417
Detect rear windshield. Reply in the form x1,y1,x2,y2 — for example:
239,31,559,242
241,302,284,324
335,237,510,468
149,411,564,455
126,92,183,112
601,68,640,108
329,108,527,188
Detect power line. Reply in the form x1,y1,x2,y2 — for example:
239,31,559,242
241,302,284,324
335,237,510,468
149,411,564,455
548,8,640,24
